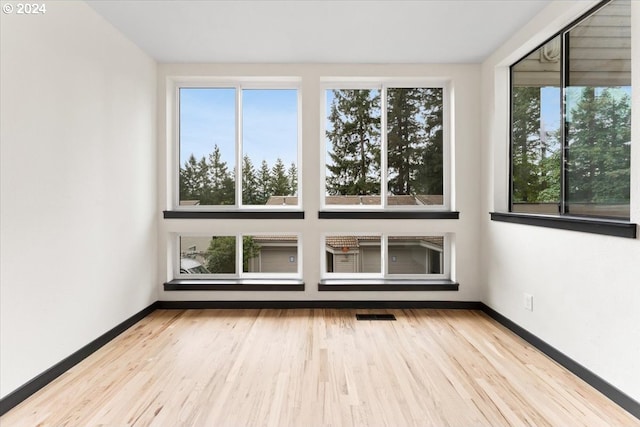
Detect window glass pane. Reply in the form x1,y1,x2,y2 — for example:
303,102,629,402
325,89,381,205
180,236,236,274
566,0,631,218
243,235,298,273
388,236,443,275
242,89,298,206
325,235,381,273
387,88,444,206
179,88,236,206
511,36,562,215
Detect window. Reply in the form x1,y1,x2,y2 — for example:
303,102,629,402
323,83,448,209
178,234,300,278
322,234,448,279
510,0,631,219
178,84,300,209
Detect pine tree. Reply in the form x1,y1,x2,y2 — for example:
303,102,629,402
270,158,291,196
256,160,272,204
179,154,208,202
326,89,381,195
242,155,259,204
511,86,545,203
387,88,424,195
288,162,298,196
567,87,630,205
206,145,235,205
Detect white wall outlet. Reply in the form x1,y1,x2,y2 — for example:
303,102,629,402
524,293,533,311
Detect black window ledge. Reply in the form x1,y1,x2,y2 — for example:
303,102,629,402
164,210,304,219
490,212,637,239
319,279,458,292
319,211,459,220
164,279,304,291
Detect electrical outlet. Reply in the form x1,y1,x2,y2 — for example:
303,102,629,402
524,293,533,311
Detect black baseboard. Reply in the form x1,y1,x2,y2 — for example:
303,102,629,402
0,302,159,416
480,303,640,420
156,300,482,310
2,300,638,421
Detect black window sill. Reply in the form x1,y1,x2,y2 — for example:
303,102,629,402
490,212,637,239
163,210,304,219
164,279,305,291
318,279,459,291
318,211,459,220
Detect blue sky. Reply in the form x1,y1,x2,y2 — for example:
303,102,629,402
179,88,298,169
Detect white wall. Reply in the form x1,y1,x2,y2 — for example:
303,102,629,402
0,2,157,398
480,0,640,402
158,63,482,302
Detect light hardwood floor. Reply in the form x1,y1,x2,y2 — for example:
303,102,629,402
2,309,638,426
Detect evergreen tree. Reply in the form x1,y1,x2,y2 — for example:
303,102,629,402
206,145,235,205
288,162,298,196
179,154,208,202
326,89,381,195
270,158,291,196
511,86,545,203
256,160,272,204
242,155,259,204
567,87,630,205
386,88,425,195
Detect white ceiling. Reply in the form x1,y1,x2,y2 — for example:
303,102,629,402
86,0,552,64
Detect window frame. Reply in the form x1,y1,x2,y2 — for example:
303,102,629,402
320,232,450,280
174,232,303,280
320,79,451,212
172,78,303,211
508,0,631,221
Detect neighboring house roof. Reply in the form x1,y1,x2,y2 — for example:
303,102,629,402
325,236,443,251
179,200,201,206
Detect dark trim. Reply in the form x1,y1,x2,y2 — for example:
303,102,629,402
0,302,159,416
318,279,459,292
480,303,640,420
4,297,638,421
156,300,481,310
318,211,459,220
164,279,304,291
163,210,304,219
490,212,637,239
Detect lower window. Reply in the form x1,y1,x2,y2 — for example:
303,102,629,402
322,234,448,279
178,234,300,279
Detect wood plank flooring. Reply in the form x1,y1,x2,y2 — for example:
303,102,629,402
2,309,638,426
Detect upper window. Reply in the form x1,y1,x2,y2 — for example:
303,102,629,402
178,83,300,208
323,83,448,209
510,0,631,219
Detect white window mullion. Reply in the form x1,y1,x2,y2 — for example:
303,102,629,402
380,86,388,209
237,233,243,277
236,86,243,208
381,234,388,278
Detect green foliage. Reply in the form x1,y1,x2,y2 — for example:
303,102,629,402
567,87,630,205
387,88,443,196
180,146,298,206
241,236,261,272
325,88,444,198
205,236,236,273
511,86,550,203
270,158,291,197
242,155,259,205
204,236,262,274
326,89,381,195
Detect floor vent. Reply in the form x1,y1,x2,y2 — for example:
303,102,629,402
356,313,397,321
